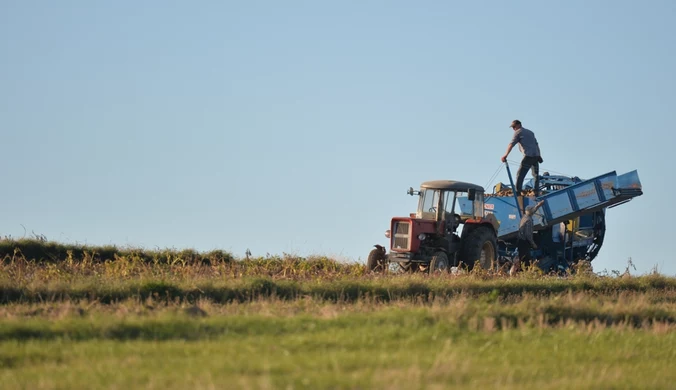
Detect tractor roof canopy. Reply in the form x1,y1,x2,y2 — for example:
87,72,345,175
420,180,484,192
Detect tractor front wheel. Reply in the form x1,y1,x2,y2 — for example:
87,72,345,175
429,251,449,274
366,246,388,273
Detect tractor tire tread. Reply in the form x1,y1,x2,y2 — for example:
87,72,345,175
460,226,498,270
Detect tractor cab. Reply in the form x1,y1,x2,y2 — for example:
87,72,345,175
409,180,487,233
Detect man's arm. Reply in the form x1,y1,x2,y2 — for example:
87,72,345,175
534,200,545,211
501,144,514,162
525,200,546,217
501,131,521,162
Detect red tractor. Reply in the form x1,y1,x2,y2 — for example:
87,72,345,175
367,180,500,273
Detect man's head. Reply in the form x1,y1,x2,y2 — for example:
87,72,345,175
510,120,522,130
524,204,536,216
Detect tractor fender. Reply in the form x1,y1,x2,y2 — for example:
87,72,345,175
483,213,500,232
463,214,500,235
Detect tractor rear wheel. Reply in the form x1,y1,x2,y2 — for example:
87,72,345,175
429,251,449,274
461,226,498,270
366,246,388,273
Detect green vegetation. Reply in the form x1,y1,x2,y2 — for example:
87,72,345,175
1,239,675,389
1,308,675,389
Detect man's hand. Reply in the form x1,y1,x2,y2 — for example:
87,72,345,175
532,244,538,249
501,155,507,162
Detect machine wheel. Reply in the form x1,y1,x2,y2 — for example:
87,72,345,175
583,211,606,262
429,251,449,274
461,226,498,270
366,246,388,273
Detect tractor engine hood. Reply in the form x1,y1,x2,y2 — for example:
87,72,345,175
389,217,438,253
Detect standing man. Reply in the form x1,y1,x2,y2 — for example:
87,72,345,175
510,200,545,276
501,120,543,196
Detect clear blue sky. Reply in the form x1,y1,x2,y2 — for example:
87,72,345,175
2,1,674,275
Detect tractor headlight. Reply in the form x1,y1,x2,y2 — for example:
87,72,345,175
385,230,391,238
418,233,426,241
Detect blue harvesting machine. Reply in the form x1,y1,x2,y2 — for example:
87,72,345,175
457,163,644,273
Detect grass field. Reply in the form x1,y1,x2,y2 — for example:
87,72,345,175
1,239,675,389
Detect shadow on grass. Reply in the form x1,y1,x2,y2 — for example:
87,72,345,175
2,274,675,305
